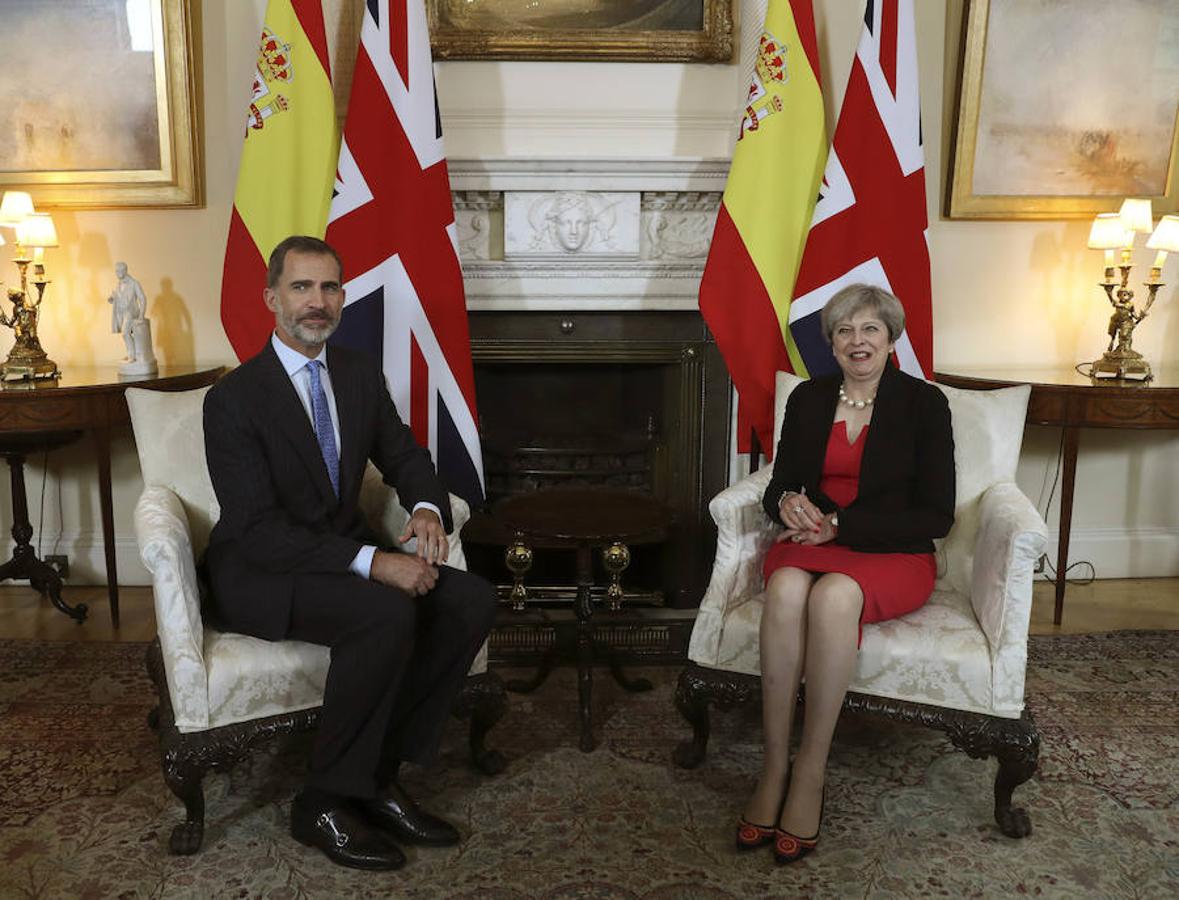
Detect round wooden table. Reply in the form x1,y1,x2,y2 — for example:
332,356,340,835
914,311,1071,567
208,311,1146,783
0,365,224,625
936,366,1179,625
494,487,670,750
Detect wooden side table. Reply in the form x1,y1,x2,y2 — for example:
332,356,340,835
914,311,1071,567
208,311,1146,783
494,487,670,751
0,365,224,625
936,367,1179,625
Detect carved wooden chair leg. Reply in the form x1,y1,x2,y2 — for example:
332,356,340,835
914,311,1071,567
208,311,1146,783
991,711,1039,839
672,665,713,768
162,753,207,855
455,672,508,776
672,664,761,769
941,707,1040,839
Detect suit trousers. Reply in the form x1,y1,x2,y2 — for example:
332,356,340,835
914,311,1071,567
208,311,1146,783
286,565,498,799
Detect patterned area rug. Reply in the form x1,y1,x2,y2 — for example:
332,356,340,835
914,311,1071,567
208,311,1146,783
0,632,1175,898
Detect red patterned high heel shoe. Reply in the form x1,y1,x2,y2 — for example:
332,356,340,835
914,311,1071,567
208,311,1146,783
735,816,777,851
773,788,825,864
736,782,788,852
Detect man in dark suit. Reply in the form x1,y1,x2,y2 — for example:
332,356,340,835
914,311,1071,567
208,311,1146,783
203,235,497,871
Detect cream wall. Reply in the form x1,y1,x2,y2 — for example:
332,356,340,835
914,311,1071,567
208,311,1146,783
2,0,1176,588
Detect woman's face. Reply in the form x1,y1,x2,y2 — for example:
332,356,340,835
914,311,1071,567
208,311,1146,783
831,308,895,384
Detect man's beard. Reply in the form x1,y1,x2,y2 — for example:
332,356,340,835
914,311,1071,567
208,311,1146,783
281,308,339,346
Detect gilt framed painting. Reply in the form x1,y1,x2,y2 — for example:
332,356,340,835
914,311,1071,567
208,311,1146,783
0,0,202,208
947,0,1178,219
427,0,733,62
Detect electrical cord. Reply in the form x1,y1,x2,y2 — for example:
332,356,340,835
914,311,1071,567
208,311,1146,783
52,452,63,557
1036,423,1097,586
1040,554,1096,585
36,449,48,557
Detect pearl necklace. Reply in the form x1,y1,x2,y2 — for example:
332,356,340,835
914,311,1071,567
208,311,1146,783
838,382,875,409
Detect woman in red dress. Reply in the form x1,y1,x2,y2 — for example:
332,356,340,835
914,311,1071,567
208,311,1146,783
736,285,956,863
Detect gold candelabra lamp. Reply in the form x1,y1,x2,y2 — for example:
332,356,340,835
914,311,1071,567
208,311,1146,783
0,192,60,381
1085,199,1179,381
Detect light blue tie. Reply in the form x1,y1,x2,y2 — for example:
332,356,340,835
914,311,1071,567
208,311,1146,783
305,360,339,496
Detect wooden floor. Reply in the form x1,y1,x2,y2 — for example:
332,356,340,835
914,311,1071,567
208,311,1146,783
1,578,1177,642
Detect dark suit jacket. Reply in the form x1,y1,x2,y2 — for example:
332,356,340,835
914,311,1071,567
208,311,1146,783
762,364,955,554
203,340,452,640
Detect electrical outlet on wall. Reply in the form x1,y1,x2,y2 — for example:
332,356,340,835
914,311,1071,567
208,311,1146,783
45,555,69,579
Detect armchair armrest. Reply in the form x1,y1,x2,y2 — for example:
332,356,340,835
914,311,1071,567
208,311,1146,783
970,481,1048,653
359,465,471,571
134,485,210,731
689,466,777,666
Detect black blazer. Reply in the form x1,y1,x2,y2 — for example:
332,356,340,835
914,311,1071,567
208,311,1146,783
203,340,451,640
762,364,955,554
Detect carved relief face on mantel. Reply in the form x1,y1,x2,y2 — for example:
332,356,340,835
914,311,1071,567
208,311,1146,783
503,190,641,260
504,189,641,258
548,193,596,252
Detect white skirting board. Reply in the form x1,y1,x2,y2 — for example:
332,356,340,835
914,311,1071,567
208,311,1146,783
9,534,149,587
1040,527,1179,582
12,526,1179,588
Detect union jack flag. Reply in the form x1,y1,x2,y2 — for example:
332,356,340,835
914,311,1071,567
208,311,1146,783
788,0,932,379
326,0,485,505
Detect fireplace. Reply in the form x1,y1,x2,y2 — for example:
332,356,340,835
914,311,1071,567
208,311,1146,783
462,309,729,609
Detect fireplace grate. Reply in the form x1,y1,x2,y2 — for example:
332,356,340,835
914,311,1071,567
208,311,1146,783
482,432,657,501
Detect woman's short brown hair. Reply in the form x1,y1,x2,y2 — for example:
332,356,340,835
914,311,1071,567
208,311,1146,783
819,283,905,343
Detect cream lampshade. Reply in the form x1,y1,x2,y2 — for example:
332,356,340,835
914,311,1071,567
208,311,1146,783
16,213,59,265
1117,198,1154,235
16,213,59,249
1087,213,1131,270
0,191,35,227
1146,215,1179,271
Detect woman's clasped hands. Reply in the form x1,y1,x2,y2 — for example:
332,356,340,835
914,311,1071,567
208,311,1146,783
776,489,837,546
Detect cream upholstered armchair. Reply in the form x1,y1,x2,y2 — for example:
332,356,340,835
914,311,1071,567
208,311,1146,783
126,385,505,855
674,373,1048,838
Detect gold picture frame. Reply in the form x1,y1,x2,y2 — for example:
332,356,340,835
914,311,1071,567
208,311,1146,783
0,0,203,209
427,0,733,62
947,0,1178,220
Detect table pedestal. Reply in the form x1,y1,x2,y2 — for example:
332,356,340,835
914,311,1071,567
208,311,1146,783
505,536,652,751
494,487,669,752
0,433,87,622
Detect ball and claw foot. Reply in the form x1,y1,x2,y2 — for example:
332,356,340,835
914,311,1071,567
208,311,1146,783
672,738,706,770
169,820,204,855
996,804,1032,838
473,748,507,776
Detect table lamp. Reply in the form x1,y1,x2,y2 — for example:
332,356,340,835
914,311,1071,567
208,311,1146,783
1085,200,1175,381
0,191,35,227
1,211,60,380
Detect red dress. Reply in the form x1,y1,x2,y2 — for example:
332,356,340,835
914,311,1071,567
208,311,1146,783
762,421,936,632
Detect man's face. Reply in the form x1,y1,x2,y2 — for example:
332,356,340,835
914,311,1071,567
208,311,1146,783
265,250,344,356
115,263,127,279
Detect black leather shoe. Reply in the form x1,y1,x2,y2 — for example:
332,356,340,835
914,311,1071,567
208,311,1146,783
363,781,460,847
291,793,406,870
